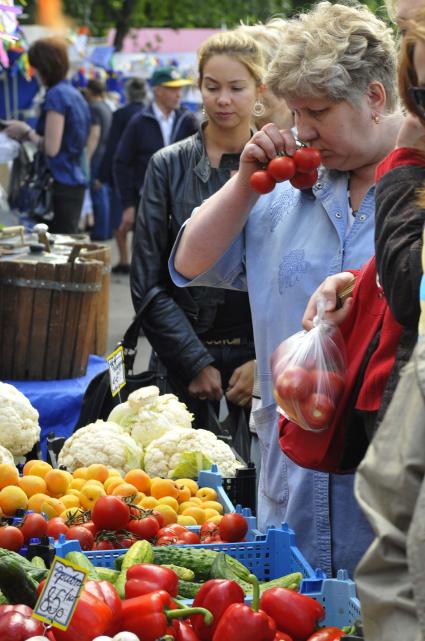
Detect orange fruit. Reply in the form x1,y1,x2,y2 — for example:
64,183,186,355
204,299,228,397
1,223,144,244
0,464,19,489
29,461,52,479
125,469,151,493
178,501,195,514
40,497,66,519
196,487,217,501
105,478,124,495
157,496,179,512
107,468,122,478
70,478,86,490
177,514,197,526
61,494,80,509
204,508,220,520
175,478,198,495
22,459,39,475
202,500,223,514
45,469,71,496
138,496,158,509
0,485,28,514
181,506,207,525
28,492,51,513
86,464,109,484
208,514,223,524
83,479,104,489
111,483,138,499
176,487,191,503
18,475,47,497
150,479,179,500
73,467,88,480
79,484,106,510
188,497,202,505
154,503,178,525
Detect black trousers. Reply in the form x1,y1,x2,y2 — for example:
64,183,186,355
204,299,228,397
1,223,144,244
49,181,85,234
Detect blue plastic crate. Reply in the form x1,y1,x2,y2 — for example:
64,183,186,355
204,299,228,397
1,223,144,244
55,522,315,580
301,569,361,628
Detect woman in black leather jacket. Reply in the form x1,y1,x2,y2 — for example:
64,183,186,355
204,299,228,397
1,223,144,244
130,31,265,436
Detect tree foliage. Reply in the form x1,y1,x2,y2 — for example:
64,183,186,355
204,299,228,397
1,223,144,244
22,0,391,47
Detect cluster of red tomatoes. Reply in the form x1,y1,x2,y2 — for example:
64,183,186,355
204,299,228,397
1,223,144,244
250,146,322,194
0,497,249,552
273,364,345,431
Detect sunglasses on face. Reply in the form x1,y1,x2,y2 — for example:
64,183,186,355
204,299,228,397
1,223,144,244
408,86,425,119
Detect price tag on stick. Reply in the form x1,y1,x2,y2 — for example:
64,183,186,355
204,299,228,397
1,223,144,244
33,556,89,630
106,345,126,398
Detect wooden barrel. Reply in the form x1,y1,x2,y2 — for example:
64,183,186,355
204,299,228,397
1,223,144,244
0,253,103,380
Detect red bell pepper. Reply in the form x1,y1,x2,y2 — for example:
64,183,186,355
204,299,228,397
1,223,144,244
83,579,122,635
121,589,213,641
0,604,46,641
173,620,202,641
125,563,179,598
211,574,276,641
52,589,113,641
306,627,345,640
260,588,324,641
190,578,245,641
275,632,294,641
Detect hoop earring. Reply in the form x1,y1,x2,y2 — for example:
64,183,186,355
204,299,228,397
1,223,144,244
253,100,266,117
201,104,207,119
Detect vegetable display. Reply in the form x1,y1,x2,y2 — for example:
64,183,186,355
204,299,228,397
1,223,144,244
0,382,41,461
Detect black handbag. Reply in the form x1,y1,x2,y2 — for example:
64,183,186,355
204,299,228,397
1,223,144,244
73,291,170,431
15,151,54,222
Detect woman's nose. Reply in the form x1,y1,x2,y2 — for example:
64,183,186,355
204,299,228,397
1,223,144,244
295,116,318,143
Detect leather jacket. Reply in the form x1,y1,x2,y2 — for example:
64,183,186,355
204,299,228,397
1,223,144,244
131,129,252,385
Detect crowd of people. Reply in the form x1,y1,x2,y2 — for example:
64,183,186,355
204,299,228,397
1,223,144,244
4,0,425,637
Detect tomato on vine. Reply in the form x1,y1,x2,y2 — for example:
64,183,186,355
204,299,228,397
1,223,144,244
290,170,318,190
293,147,321,173
249,170,276,194
267,156,296,182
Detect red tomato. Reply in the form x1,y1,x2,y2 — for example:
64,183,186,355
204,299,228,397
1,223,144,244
301,393,335,429
155,534,178,546
250,170,276,194
91,495,130,531
273,389,298,421
46,517,69,539
152,510,165,529
20,512,48,543
314,370,345,402
128,516,160,541
290,170,318,190
0,525,24,551
202,535,222,544
293,147,321,173
92,539,115,550
219,513,248,542
79,520,97,537
275,366,314,401
66,525,95,551
200,520,220,539
306,626,345,640
116,534,137,548
178,531,201,545
267,156,296,182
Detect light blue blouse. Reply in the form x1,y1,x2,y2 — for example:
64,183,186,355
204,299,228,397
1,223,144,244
170,168,375,578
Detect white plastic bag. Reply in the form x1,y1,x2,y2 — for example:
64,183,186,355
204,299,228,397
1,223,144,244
0,132,20,163
271,297,347,431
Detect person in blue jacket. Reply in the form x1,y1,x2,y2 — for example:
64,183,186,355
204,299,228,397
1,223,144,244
5,37,91,234
113,66,198,238
98,77,147,273
171,2,403,578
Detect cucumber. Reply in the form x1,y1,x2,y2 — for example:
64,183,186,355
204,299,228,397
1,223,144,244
259,572,303,593
177,579,203,599
162,564,195,581
96,566,120,583
0,548,48,582
153,546,219,580
65,552,100,580
31,556,46,569
115,540,154,598
0,558,38,607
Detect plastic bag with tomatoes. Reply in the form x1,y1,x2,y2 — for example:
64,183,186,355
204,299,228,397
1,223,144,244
271,297,346,432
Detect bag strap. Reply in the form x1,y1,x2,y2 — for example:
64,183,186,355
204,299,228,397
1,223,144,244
120,286,164,372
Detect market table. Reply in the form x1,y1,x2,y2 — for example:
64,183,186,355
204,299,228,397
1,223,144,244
5,354,108,458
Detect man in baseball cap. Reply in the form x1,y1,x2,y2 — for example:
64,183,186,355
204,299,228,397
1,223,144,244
150,65,193,87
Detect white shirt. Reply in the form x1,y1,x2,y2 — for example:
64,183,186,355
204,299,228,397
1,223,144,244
152,101,176,146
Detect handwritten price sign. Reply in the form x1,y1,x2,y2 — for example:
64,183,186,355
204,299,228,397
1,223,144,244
33,556,88,630
107,345,126,397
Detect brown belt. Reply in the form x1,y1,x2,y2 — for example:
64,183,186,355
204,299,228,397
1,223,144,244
204,338,242,346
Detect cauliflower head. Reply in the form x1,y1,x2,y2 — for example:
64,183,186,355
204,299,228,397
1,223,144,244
108,391,193,447
0,382,41,458
0,445,15,465
57,420,143,475
144,428,243,479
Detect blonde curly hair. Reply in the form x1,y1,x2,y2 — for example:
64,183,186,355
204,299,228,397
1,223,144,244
236,18,287,67
266,1,398,111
